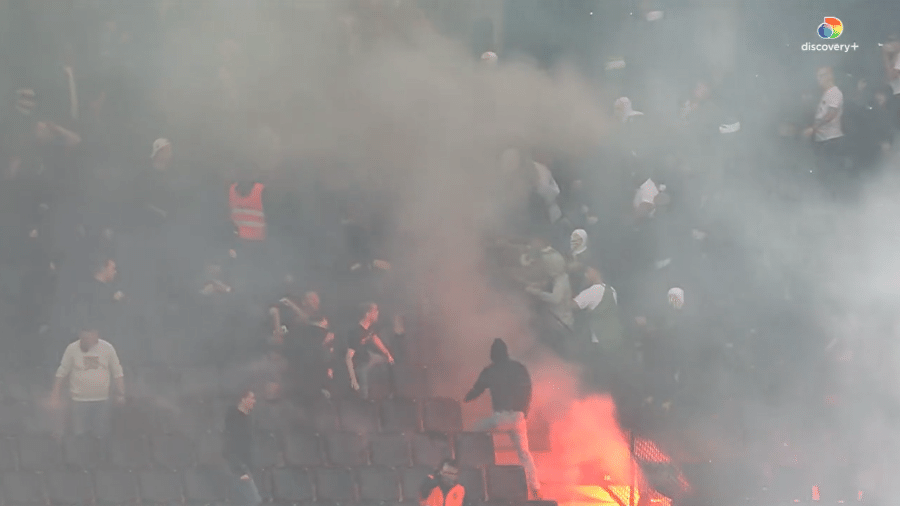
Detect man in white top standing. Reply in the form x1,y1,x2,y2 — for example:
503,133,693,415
51,328,125,438
804,66,845,193
571,266,627,389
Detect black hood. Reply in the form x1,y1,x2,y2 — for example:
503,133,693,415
490,338,509,363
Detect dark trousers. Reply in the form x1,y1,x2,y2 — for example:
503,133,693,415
231,474,262,506
890,93,900,129
71,400,111,439
813,137,848,197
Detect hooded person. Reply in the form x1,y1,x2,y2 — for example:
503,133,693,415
667,287,685,310
464,339,541,498
614,97,644,123
526,240,574,354
634,285,694,413
568,229,591,269
611,97,651,163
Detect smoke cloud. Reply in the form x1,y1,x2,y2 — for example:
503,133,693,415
17,0,900,499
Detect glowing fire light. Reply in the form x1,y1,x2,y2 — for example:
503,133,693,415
545,395,677,506
574,485,641,505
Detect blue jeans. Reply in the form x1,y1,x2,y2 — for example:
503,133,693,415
71,400,111,439
232,474,262,506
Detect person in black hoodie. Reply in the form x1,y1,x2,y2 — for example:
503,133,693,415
464,339,540,498
223,389,261,506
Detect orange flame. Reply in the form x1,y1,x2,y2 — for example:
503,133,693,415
549,394,642,486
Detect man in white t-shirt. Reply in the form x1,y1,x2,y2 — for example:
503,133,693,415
51,328,125,438
571,266,628,390
804,66,846,187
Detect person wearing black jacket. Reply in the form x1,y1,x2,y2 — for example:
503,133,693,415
223,389,261,506
464,339,540,498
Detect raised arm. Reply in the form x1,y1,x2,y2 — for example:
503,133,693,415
464,369,489,402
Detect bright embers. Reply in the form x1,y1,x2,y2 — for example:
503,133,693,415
229,183,267,240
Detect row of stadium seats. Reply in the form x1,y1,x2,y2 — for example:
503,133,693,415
0,396,465,437
0,463,529,505
0,430,495,471
0,364,431,403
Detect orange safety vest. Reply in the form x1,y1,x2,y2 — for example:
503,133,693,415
421,483,465,506
229,183,267,241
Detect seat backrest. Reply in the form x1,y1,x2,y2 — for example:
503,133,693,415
183,466,230,503
337,398,380,433
138,469,184,504
63,435,101,470
283,430,322,467
399,465,433,503
196,429,226,467
150,433,196,469
356,465,401,502
2,470,45,505
271,466,314,503
394,364,430,399
18,434,63,471
410,432,452,468
95,468,139,505
0,437,18,471
369,433,411,468
310,398,340,433
0,403,28,435
324,432,369,467
45,469,94,505
485,464,528,503
422,398,463,433
315,467,357,502
379,397,421,433
458,466,487,503
106,434,151,470
251,430,282,469
454,431,495,468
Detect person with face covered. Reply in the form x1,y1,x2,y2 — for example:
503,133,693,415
524,239,574,354
568,229,591,272
420,459,469,506
465,339,540,498
634,287,690,414
50,328,125,438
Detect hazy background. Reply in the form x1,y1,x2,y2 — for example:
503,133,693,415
2,0,900,500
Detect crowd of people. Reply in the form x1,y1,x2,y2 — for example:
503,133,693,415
1,0,900,504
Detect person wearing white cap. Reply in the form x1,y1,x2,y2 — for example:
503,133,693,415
667,287,684,310
151,138,172,171
124,137,181,231
480,51,498,66
525,238,573,355
614,97,644,123
15,88,36,116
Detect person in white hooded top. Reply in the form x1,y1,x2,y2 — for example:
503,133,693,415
567,229,593,277
614,97,644,123
525,240,574,348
